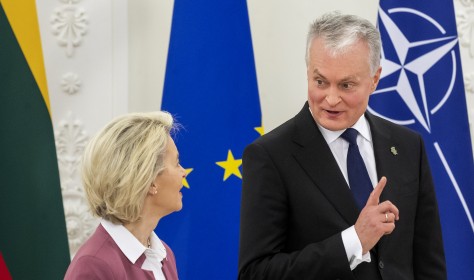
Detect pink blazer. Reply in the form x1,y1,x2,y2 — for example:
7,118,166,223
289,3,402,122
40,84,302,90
64,224,179,280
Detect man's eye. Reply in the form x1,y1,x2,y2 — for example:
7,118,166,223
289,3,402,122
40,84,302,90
341,83,353,89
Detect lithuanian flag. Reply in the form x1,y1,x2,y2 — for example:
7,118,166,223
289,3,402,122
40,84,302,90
0,1,70,279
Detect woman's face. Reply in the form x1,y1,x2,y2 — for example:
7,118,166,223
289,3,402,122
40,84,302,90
152,136,186,216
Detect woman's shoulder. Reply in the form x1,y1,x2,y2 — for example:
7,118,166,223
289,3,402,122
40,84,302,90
74,225,116,257
64,253,115,279
70,225,124,266
65,225,126,279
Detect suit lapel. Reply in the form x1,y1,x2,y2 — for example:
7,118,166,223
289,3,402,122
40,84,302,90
366,112,398,205
366,112,401,254
292,103,360,225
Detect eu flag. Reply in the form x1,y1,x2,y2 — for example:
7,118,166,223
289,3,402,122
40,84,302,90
157,1,262,279
370,1,474,278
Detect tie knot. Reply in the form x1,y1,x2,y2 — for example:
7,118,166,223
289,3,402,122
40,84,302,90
341,128,358,145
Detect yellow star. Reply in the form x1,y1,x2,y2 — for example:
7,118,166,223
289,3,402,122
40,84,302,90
216,150,242,181
182,168,193,188
254,125,264,136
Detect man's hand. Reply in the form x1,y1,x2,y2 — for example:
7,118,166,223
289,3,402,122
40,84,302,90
354,176,399,254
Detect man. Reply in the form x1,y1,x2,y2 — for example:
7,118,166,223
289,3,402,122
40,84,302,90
238,11,446,279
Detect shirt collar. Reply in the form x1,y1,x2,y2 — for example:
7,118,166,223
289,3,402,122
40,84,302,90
149,230,167,260
309,108,371,144
351,115,372,143
101,219,145,264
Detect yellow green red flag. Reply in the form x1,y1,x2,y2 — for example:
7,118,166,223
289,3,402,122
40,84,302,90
0,0,70,279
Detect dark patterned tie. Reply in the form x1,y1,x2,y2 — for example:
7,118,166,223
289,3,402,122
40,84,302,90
340,128,373,209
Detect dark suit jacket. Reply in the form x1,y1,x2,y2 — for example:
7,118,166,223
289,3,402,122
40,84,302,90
238,102,446,280
64,224,179,280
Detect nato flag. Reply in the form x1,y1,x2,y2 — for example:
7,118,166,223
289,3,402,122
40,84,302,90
370,1,474,278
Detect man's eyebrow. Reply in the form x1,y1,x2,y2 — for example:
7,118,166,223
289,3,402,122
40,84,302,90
313,68,357,81
339,75,358,82
312,69,326,79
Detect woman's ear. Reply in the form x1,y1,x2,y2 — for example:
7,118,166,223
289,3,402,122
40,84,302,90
150,184,158,195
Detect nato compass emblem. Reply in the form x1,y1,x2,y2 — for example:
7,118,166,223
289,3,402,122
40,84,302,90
368,6,474,233
368,7,458,133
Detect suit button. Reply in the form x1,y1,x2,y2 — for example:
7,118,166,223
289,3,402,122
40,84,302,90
379,260,384,269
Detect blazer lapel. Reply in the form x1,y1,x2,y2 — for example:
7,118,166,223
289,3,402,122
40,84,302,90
292,103,360,225
134,255,155,279
161,241,178,280
162,259,173,280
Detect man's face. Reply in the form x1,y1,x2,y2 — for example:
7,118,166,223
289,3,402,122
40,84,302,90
307,37,381,131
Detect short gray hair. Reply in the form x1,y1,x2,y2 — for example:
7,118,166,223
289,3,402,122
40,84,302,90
305,11,381,75
82,111,176,224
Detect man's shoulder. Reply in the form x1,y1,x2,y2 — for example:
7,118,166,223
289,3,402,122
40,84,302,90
252,102,312,145
251,114,298,148
367,112,421,140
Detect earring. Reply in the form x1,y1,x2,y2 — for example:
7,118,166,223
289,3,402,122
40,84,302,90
151,185,158,195
151,183,158,195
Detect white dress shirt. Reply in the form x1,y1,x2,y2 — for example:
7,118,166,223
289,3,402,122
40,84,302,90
316,115,377,270
101,219,167,280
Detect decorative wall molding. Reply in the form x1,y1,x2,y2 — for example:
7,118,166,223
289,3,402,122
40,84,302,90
55,111,88,181
456,0,474,146
459,0,474,7
60,0,82,4
456,6,474,57
61,72,81,95
37,0,129,258
465,72,474,94
55,111,98,257
51,4,88,57
62,182,98,257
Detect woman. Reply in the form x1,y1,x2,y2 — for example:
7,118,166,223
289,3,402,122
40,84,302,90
65,111,185,280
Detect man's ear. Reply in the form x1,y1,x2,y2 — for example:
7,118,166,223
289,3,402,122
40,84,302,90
372,66,382,90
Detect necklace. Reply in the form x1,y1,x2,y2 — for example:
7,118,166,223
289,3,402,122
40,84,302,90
147,238,151,248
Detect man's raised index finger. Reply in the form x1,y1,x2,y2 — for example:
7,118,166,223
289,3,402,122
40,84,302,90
367,176,387,206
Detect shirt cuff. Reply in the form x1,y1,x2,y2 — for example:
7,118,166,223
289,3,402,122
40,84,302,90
341,226,371,270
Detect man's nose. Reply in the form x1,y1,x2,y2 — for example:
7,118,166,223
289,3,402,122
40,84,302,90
325,89,341,106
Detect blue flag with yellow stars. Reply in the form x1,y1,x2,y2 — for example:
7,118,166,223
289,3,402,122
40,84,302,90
370,1,474,278
157,1,262,279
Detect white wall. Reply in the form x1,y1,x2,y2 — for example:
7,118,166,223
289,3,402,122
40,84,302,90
128,0,173,112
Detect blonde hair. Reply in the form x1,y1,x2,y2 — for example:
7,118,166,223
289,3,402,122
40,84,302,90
82,111,175,224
